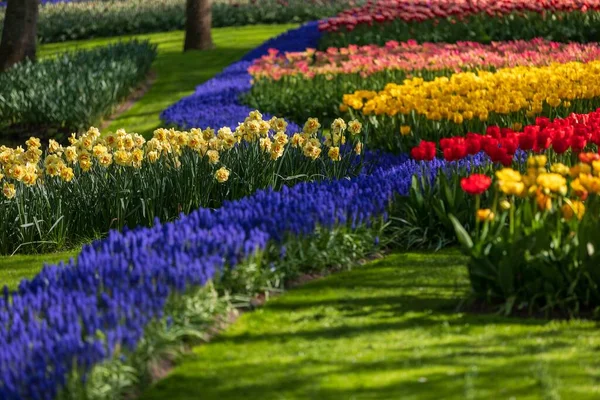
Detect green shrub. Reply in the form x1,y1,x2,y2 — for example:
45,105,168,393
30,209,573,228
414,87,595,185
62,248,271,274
0,40,156,137
0,0,360,44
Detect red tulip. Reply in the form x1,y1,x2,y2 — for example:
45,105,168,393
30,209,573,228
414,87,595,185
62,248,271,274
460,174,492,196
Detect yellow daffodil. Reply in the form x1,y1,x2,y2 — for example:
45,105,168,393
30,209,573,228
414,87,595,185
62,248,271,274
2,182,16,199
328,146,341,162
214,167,230,183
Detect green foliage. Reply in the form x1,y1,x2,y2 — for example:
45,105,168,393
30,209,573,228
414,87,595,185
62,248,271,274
389,168,478,250
320,10,600,49
0,0,358,44
0,41,156,136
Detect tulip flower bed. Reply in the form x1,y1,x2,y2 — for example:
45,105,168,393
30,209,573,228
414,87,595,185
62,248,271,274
411,113,600,165
452,151,600,316
243,38,600,125
396,110,600,316
319,0,600,48
343,60,600,152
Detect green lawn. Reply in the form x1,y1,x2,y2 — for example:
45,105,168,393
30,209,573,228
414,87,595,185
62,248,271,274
144,251,600,400
39,24,297,136
0,250,79,290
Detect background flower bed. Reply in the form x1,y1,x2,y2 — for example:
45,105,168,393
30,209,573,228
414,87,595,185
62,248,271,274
319,0,600,48
0,40,156,141
243,38,600,128
0,0,361,44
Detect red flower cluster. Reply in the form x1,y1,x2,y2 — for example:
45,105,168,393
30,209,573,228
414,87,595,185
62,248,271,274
410,140,436,161
461,174,492,195
411,111,600,164
319,0,600,32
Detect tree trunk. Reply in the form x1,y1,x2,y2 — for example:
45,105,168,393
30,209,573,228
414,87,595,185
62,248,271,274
184,0,213,51
0,0,39,72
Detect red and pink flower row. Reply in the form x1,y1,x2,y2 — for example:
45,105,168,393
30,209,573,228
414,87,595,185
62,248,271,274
249,39,600,81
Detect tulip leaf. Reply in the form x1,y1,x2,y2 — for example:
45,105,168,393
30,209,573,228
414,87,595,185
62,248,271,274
449,214,473,250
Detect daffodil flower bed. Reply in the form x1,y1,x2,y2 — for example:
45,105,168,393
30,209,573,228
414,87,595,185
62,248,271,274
343,61,600,152
0,111,366,255
244,38,600,126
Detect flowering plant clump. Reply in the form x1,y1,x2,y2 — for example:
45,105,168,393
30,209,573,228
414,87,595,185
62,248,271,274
450,152,600,316
0,111,366,255
245,39,600,126
343,61,600,152
319,0,600,48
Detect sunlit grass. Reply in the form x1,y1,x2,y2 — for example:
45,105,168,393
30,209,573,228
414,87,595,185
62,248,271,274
144,250,600,400
0,250,79,289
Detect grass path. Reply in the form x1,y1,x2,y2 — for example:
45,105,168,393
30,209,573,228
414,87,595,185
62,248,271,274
39,24,297,136
144,251,600,400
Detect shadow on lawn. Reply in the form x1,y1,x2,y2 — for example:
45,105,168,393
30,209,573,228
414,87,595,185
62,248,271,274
144,251,600,400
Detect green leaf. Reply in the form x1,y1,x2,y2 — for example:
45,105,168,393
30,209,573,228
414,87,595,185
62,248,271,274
449,214,473,250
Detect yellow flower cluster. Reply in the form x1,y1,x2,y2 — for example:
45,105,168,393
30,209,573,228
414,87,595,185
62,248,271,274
0,112,364,199
492,154,595,220
343,61,600,122
1,136,45,199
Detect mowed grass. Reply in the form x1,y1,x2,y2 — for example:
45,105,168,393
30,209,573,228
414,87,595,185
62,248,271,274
0,250,79,290
144,251,600,400
39,24,298,136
